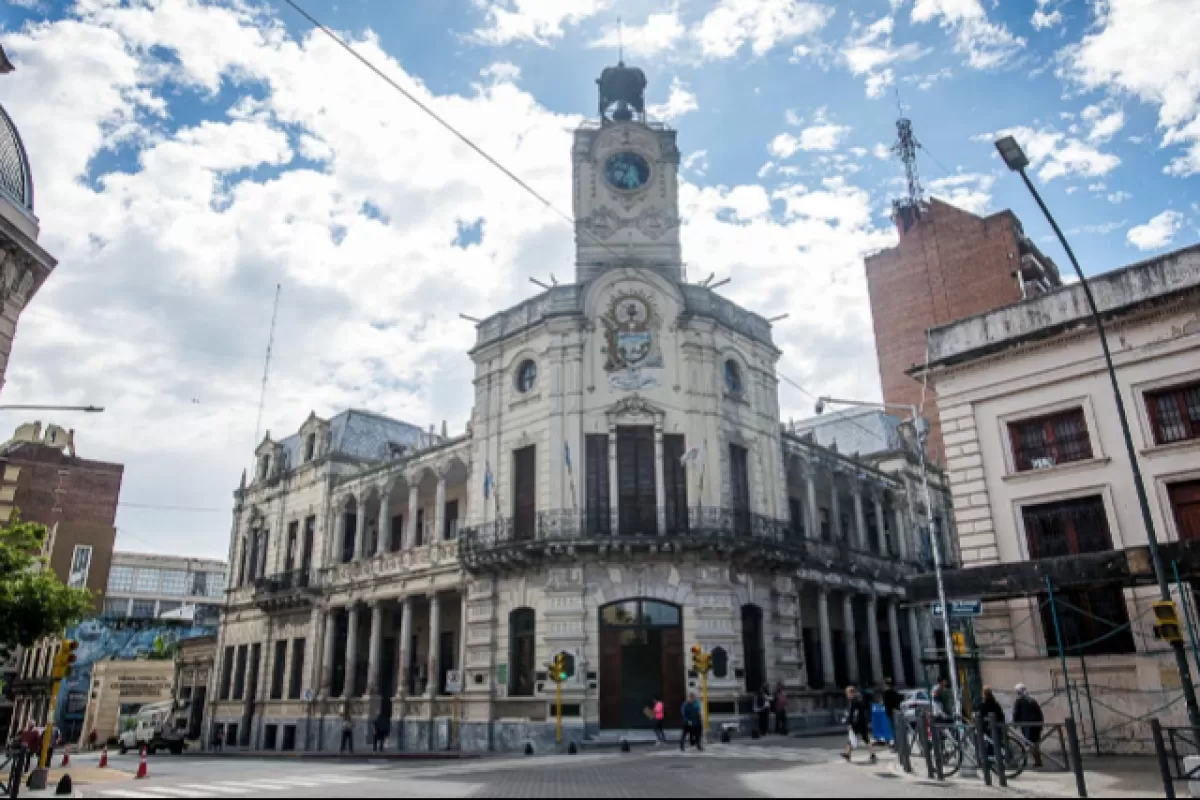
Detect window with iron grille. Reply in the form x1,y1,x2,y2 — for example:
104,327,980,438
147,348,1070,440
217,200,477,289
1008,408,1093,472
1146,381,1200,445
1022,495,1135,656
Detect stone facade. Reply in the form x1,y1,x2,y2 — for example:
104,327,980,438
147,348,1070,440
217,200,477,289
207,65,948,753
915,243,1200,746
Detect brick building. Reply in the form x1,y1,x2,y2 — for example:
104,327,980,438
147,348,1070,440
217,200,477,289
1,421,124,738
864,199,1061,460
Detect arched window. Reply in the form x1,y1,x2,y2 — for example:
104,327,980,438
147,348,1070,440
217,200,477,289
515,360,538,394
509,608,536,697
304,433,317,462
724,359,743,396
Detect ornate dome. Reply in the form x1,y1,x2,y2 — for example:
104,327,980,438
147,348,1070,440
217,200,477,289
0,102,33,212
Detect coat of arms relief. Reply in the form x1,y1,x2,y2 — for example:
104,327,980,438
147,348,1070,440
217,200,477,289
600,292,663,391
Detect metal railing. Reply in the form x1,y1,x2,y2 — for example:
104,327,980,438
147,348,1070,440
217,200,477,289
1150,719,1200,798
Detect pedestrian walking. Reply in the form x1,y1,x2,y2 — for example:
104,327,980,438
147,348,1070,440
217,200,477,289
1012,684,1044,768
652,697,666,744
882,678,902,747
842,686,876,764
979,685,1005,765
212,726,223,752
754,685,771,737
372,713,389,752
340,711,354,753
679,693,703,752
931,677,953,721
773,682,789,736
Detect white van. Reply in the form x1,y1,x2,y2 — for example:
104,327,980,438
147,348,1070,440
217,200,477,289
117,701,186,755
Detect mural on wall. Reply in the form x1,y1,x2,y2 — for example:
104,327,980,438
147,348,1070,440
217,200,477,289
54,617,217,735
601,291,663,391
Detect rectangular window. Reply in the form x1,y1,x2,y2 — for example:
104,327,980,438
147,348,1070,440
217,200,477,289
1170,480,1200,541
233,645,248,700
585,434,611,535
285,521,299,572
729,443,751,535
207,572,226,597
160,570,187,596
134,568,161,594
616,428,656,537
303,516,316,569
1147,382,1200,445
189,571,208,597
68,545,93,589
102,598,128,619
663,435,688,535
1009,408,1093,472
389,515,403,553
219,646,234,700
270,640,287,700
304,433,316,462
415,509,425,548
1022,496,1135,656
444,500,459,541
513,445,537,541
288,639,306,699
820,507,830,542
130,600,156,619
788,497,804,539
107,565,134,594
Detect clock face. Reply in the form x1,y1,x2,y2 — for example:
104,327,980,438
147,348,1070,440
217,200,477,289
603,152,652,192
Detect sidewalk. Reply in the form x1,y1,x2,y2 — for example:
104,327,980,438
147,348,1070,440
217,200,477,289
891,754,1170,798
17,764,134,799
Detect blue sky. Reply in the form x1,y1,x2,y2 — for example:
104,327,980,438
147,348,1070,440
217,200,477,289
0,0,1197,557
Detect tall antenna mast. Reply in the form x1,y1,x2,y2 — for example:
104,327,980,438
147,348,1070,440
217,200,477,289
617,16,624,63
891,90,924,230
253,283,282,447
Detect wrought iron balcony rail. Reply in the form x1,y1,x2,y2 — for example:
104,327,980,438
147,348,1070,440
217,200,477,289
252,569,315,609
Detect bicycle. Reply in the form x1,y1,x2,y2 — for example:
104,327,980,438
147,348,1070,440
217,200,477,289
928,716,1029,780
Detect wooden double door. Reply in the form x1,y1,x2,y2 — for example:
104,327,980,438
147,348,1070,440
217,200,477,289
598,599,685,730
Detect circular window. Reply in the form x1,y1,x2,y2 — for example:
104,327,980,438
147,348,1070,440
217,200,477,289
603,151,652,192
515,359,538,393
724,360,743,395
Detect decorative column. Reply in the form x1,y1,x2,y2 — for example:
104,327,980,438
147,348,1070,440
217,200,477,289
433,472,447,544
366,601,383,697
888,600,907,688
307,606,324,701
908,607,925,690
333,509,346,566
654,421,666,535
843,593,859,685
377,491,390,556
805,466,819,539
406,484,419,550
894,501,910,561
344,604,360,698
426,593,441,698
852,489,867,552
866,594,883,687
355,500,367,562
873,496,886,556
818,588,835,689
459,592,469,682
608,423,619,534
396,597,412,699
321,607,338,698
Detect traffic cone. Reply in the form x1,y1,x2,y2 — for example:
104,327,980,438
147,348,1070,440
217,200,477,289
98,746,108,769
135,747,147,779
60,745,69,767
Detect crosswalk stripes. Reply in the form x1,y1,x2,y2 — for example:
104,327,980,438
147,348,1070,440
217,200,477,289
96,771,383,799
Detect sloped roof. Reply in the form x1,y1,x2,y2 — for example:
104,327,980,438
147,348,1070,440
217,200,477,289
275,409,426,468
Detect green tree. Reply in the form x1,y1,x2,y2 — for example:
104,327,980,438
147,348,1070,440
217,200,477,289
0,511,95,658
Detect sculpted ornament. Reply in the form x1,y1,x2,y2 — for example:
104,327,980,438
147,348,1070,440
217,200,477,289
600,292,663,391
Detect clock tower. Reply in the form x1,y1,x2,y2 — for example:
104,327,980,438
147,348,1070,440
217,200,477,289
573,63,683,283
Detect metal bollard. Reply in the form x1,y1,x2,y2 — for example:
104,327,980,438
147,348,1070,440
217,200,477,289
932,722,945,782
1150,719,1176,800
976,714,992,787
894,712,910,773
1065,717,1089,799
917,712,934,780
990,716,1007,788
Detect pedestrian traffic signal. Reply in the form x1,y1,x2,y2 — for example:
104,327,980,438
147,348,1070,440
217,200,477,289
51,639,79,681
1153,600,1183,643
690,645,711,675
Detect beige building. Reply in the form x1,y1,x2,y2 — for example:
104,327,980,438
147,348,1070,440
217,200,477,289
79,659,175,747
914,244,1200,749
210,64,951,754
173,635,215,744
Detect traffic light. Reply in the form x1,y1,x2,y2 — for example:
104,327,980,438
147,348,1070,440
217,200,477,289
1153,600,1184,643
52,639,79,681
690,645,711,675
951,631,968,656
549,653,568,683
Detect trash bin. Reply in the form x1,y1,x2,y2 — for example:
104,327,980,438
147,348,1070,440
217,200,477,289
871,703,894,745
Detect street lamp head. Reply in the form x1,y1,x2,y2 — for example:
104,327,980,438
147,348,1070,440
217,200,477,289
814,398,826,416
994,136,1030,172
84,406,104,413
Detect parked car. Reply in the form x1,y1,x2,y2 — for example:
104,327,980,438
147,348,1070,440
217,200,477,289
900,689,932,719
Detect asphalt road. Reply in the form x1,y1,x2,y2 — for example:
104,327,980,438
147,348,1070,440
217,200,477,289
60,738,996,799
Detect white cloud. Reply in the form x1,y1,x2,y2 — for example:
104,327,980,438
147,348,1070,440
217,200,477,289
981,125,1120,182
647,77,698,121
0,0,895,556
1063,0,1200,176
682,150,709,176
1081,103,1126,143
1064,220,1127,237
694,0,833,60
769,108,852,156
1127,210,1185,251
927,172,996,214
840,15,927,98
471,0,607,46
1031,0,1065,30
589,10,686,58
909,0,1026,69
873,142,892,160
1108,190,1132,204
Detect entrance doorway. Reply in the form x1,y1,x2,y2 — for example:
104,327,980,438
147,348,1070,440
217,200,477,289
599,599,684,729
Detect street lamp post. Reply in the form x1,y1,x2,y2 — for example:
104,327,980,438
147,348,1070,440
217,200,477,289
995,135,1200,729
815,396,963,720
